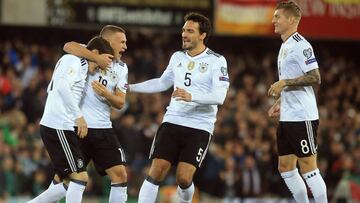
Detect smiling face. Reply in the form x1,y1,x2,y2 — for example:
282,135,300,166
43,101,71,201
272,9,293,35
182,20,206,51
105,31,127,60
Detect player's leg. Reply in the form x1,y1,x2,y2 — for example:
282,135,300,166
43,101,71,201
138,158,172,203
139,123,178,203
176,125,211,203
298,121,327,203
277,122,309,203
106,165,128,203
176,162,196,203
67,171,88,203
53,128,88,203
90,128,128,203
278,155,309,203
27,174,67,203
28,126,69,203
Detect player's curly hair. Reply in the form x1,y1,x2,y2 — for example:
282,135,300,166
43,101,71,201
276,1,302,21
184,12,212,44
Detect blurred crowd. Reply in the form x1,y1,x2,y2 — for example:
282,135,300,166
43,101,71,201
0,29,360,202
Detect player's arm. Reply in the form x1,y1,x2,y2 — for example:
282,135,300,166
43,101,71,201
284,68,321,86
268,97,280,118
91,81,125,109
129,78,173,93
268,68,320,97
129,54,175,93
57,77,83,119
173,86,228,105
268,44,320,97
57,77,88,137
63,41,112,69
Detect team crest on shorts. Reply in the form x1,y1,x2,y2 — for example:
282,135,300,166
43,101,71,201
77,159,84,168
199,62,208,73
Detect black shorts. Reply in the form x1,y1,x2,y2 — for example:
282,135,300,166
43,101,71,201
40,125,86,179
277,120,319,157
78,128,126,176
150,122,212,168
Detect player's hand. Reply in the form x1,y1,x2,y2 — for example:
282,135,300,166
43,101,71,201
76,116,88,138
268,80,286,98
268,103,280,118
95,54,113,70
92,81,108,97
172,87,192,102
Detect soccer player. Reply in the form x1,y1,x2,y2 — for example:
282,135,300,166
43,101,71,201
62,25,129,203
129,12,230,203
28,36,114,203
267,1,327,203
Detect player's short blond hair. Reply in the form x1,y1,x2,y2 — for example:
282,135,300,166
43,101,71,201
100,25,125,38
276,1,302,21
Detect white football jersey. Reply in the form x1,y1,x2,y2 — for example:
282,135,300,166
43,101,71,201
40,55,88,130
278,32,319,121
80,60,128,128
161,48,229,134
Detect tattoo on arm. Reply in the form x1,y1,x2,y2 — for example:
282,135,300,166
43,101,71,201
284,69,321,86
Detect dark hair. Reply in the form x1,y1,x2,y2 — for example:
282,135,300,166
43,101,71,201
275,1,302,20
100,25,125,37
184,12,212,44
86,36,114,55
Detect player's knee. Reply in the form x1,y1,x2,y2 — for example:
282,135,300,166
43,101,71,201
107,166,127,183
298,157,317,173
149,162,171,181
70,171,89,183
278,163,294,173
176,174,193,188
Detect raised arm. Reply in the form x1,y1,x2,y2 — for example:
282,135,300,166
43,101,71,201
63,41,113,69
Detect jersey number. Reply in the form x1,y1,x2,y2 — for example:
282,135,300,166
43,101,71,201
300,139,310,154
196,148,204,163
184,73,191,86
98,76,108,87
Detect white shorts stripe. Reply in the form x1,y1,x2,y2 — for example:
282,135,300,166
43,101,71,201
308,121,317,153
119,148,126,162
56,130,77,172
149,132,157,159
305,121,316,154
199,133,212,168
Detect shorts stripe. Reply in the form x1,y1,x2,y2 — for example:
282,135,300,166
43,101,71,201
119,148,126,162
56,129,77,172
305,121,316,154
199,133,212,168
149,132,157,159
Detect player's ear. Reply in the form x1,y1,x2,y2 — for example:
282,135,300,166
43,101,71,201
91,49,99,54
289,16,296,25
200,32,206,41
